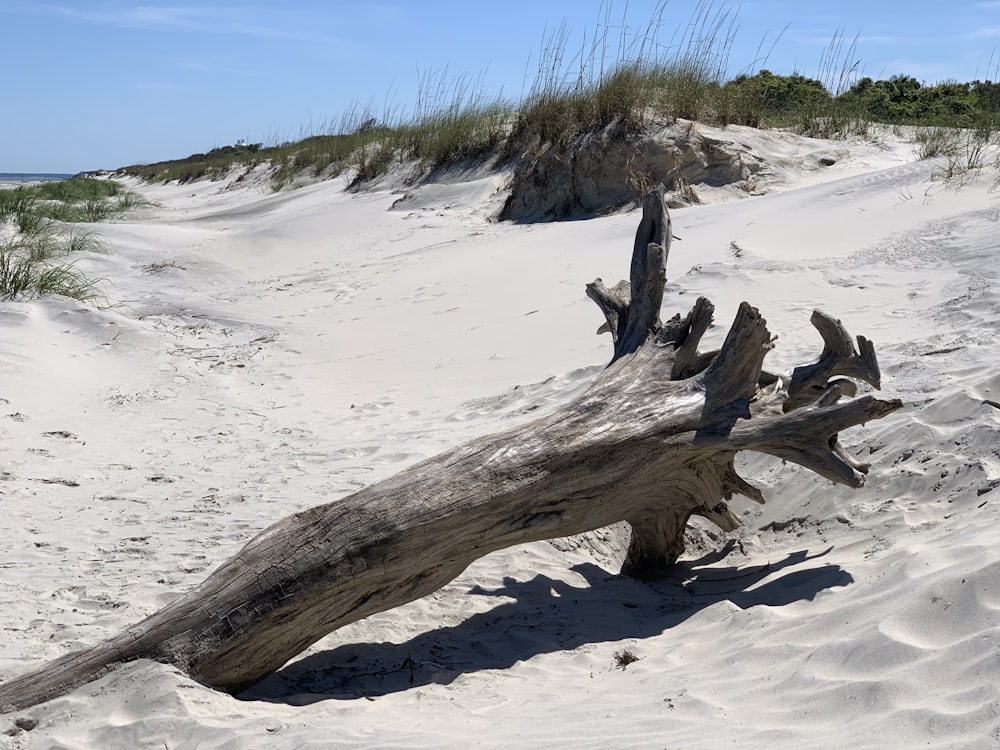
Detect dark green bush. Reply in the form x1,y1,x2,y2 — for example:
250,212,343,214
841,76,980,125
722,70,830,125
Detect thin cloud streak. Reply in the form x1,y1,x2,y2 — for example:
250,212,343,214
968,26,1000,38
14,4,344,43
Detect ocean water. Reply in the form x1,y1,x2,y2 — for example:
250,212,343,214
0,173,74,185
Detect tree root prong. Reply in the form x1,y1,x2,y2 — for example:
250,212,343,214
695,501,741,532
785,311,884,411
723,459,766,505
733,396,902,487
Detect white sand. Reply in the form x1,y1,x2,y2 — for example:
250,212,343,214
2,129,999,748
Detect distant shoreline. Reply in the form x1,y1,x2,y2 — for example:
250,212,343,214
0,172,74,186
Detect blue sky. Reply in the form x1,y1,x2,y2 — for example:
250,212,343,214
3,1,999,173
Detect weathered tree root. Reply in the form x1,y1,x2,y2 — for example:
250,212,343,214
0,185,902,712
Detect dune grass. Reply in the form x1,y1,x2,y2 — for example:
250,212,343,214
0,177,150,226
922,116,1000,184
0,226,105,304
122,3,745,185
115,2,1000,190
0,179,118,303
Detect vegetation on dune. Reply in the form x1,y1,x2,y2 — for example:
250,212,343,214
0,177,129,304
0,177,150,225
0,226,106,304
120,141,276,184
114,5,1000,190
842,76,1000,126
5,10,992,306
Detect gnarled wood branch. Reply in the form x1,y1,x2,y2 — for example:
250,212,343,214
785,310,882,411
586,185,671,360
0,186,902,713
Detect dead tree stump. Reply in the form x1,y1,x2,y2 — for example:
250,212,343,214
0,186,901,712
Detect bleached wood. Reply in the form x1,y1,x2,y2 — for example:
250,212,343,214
785,310,882,410
586,185,671,360
0,187,901,712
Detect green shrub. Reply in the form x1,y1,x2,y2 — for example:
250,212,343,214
841,76,981,126
722,70,830,125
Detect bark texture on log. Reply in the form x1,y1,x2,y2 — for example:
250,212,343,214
0,186,901,713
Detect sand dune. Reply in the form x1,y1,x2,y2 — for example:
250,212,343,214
2,129,999,748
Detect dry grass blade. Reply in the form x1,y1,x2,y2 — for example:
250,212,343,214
613,649,641,670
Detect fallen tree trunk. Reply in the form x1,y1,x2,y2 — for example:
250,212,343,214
0,187,901,712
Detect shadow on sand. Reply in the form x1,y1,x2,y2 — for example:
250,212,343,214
241,544,850,704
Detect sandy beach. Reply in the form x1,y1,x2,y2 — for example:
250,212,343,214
1,126,999,748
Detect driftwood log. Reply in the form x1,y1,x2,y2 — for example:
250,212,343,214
0,186,901,712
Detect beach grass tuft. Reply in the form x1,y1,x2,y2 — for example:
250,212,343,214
0,177,148,226
0,231,105,304
0,179,116,304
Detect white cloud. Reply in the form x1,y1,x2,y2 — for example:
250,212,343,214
37,5,230,31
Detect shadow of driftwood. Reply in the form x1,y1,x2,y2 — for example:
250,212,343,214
241,545,850,704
